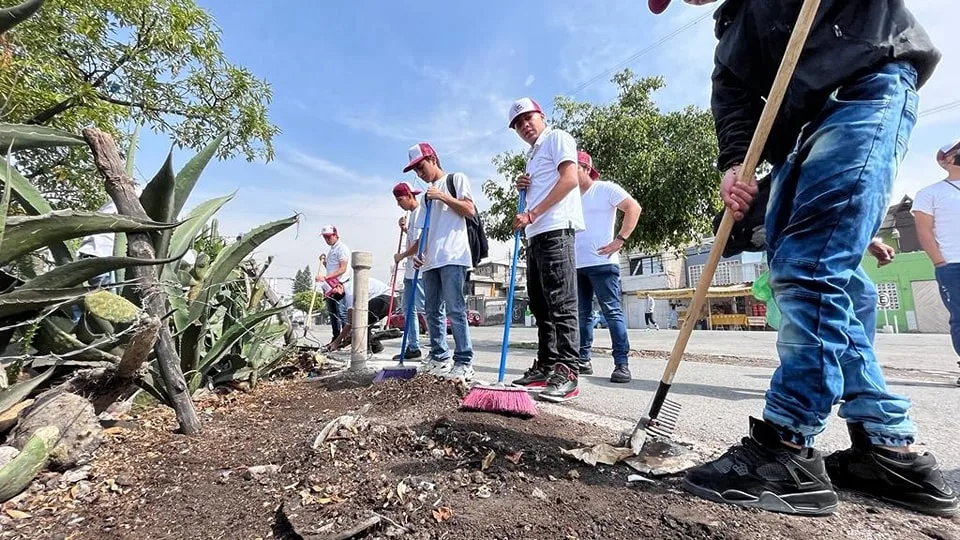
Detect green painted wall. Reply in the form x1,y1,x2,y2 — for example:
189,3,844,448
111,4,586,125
860,251,935,332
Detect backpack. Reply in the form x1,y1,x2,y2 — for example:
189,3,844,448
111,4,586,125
446,174,489,267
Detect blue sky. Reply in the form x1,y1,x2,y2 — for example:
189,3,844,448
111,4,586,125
130,0,959,294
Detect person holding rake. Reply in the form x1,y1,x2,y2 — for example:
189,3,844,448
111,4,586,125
649,0,956,517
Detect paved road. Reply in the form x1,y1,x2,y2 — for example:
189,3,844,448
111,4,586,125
309,325,960,484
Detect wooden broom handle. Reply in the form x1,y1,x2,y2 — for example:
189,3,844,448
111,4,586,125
660,0,822,386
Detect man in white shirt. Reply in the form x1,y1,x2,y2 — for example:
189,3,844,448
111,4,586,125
507,97,585,403
566,151,641,383
399,143,475,381
644,294,659,330
912,139,960,385
391,181,427,361
324,275,392,354
317,225,352,341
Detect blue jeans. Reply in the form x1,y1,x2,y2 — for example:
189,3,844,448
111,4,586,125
763,62,919,448
401,277,426,353
326,296,348,341
423,265,473,365
935,263,960,359
577,264,630,366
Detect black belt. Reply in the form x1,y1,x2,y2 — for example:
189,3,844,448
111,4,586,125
533,227,576,239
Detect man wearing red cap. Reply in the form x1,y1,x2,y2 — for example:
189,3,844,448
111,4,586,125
572,151,641,383
401,143,476,381
317,225,352,341
652,0,955,518
508,97,585,403
391,181,428,361
913,139,960,387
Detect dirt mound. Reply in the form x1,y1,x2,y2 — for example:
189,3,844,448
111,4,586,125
4,374,958,540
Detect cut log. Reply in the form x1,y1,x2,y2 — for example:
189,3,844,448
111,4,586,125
0,399,33,434
83,128,201,436
0,425,58,503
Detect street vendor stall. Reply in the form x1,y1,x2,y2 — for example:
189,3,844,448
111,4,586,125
636,283,768,330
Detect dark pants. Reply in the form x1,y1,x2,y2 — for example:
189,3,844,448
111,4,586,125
326,297,348,340
644,313,656,326
367,294,390,349
935,264,960,361
527,229,579,370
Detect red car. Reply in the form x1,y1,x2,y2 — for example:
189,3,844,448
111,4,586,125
386,311,453,334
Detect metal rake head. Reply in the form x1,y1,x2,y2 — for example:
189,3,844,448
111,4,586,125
645,398,682,439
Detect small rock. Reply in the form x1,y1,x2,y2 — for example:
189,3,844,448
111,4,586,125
471,471,485,484
921,526,958,540
475,485,492,499
430,448,445,459
115,474,136,487
531,487,547,500
244,464,280,480
61,466,92,484
0,446,20,468
567,469,580,480
548,475,559,482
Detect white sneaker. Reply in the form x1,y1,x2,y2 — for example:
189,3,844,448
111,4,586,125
420,358,452,376
444,364,475,382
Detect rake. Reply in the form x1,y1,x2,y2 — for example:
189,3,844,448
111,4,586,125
627,0,822,453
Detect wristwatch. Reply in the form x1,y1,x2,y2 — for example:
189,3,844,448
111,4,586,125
615,234,627,242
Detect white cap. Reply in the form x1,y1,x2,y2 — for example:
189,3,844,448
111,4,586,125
507,97,543,128
320,225,338,237
938,139,960,159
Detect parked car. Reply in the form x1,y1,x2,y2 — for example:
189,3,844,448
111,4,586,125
386,311,452,334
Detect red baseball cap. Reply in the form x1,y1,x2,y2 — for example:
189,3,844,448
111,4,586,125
392,181,421,198
402,143,440,173
578,150,600,180
507,98,544,128
649,0,671,14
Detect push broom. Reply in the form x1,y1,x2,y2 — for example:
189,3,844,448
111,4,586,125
627,0,822,453
374,200,433,383
461,191,537,418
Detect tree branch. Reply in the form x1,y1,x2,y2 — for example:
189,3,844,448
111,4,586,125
94,93,205,120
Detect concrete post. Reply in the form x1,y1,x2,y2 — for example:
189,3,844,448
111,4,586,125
350,251,373,371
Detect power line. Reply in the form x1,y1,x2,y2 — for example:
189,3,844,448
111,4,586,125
564,11,715,98
919,99,960,118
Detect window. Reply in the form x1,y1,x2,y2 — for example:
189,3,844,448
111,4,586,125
630,256,664,276
876,282,900,310
688,261,745,287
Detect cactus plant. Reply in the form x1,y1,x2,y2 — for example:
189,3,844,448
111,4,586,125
83,290,138,324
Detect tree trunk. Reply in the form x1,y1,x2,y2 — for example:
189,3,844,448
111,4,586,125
89,315,160,413
82,128,202,435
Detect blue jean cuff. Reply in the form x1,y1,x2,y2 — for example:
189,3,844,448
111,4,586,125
762,412,819,447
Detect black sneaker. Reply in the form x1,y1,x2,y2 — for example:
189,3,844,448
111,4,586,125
369,340,384,354
512,362,549,390
682,417,838,516
538,363,580,403
579,361,594,375
610,364,631,383
392,349,423,361
825,423,958,517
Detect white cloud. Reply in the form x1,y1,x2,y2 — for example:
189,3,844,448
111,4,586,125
524,74,535,87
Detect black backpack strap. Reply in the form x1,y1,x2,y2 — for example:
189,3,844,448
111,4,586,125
446,173,456,199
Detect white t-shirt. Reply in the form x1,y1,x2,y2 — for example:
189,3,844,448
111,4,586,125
645,297,655,313
402,204,424,280
913,180,960,263
326,240,353,282
416,173,473,272
343,276,391,308
524,127,585,239
576,181,630,269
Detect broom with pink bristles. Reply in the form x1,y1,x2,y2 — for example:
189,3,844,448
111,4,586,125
461,191,537,418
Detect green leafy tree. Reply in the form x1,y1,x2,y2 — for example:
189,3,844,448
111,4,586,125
292,265,313,295
482,70,721,255
0,0,279,209
292,291,315,314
